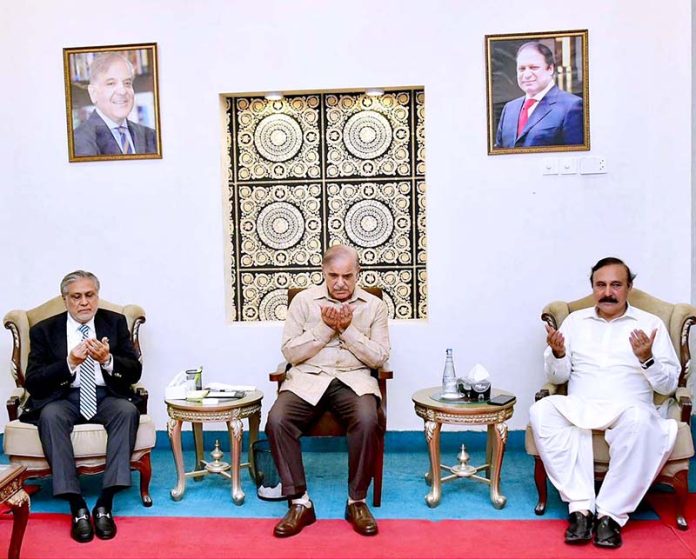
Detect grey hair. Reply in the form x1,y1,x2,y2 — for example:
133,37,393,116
60,270,100,297
322,245,361,271
89,52,134,83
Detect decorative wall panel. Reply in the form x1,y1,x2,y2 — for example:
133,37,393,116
224,88,427,321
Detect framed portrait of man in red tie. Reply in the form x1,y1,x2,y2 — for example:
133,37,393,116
63,42,162,162
485,30,589,156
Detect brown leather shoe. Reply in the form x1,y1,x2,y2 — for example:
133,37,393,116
273,502,316,538
345,501,378,536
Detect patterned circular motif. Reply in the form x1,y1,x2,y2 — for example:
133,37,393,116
257,202,304,250
343,111,393,160
254,114,303,162
345,200,394,248
259,289,288,321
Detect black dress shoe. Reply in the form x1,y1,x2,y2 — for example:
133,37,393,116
345,501,378,536
594,515,622,548
92,506,117,540
565,511,593,544
71,507,94,543
273,502,316,538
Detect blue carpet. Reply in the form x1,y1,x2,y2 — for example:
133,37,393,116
10,430,678,522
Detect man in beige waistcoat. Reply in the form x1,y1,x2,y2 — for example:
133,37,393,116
266,245,390,538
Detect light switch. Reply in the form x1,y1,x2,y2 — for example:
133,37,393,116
559,157,577,175
542,158,558,175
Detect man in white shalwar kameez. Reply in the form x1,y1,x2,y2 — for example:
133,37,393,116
529,257,679,549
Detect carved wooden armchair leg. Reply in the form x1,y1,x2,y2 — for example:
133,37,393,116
533,456,548,515
134,453,153,507
672,469,689,530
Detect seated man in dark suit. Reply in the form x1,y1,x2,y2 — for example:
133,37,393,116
266,245,390,538
495,41,584,148
73,52,157,156
21,270,142,543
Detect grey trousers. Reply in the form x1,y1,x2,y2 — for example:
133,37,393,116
265,379,384,500
37,387,139,496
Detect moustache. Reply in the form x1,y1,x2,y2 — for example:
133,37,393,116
599,297,618,303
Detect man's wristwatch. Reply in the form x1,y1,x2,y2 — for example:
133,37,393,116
641,357,655,369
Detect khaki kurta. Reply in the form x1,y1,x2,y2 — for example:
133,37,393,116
280,284,390,406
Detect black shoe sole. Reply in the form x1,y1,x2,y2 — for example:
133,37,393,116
71,532,94,543
594,540,622,549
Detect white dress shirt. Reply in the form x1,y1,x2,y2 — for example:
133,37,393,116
525,80,555,118
94,108,135,154
66,314,112,387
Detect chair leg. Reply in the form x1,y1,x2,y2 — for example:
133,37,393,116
533,456,548,515
673,469,689,530
372,434,384,507
132,452,153,507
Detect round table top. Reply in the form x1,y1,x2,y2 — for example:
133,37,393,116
412,386,516,416
166,389,263,413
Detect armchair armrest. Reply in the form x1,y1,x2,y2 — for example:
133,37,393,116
6,387,25,421
676,386,692,423
269,360,290,385
535,382,566,401
133,383,149,414
268,366,394,387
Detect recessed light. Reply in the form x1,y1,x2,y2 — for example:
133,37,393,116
265,91,284,101
365,88,384,97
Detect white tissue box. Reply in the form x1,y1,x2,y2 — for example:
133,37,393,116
165,385,187,400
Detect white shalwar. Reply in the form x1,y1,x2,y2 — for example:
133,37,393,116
529,304,679,526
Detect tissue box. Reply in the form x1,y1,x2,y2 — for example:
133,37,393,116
165,385,187,400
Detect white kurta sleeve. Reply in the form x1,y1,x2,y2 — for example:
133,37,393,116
642,321,680,396
543,317,572,384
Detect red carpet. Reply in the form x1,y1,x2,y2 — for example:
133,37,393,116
2,513,695,559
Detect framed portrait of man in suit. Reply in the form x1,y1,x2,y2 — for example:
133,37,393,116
63,42,162,162
485,30,589,155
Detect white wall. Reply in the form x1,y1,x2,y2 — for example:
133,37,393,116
1,0,692,432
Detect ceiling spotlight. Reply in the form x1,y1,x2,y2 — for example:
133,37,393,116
265,91,284,101
365,88,385,97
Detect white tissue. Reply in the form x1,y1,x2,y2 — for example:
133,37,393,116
164,371,188,400
466,363,490,383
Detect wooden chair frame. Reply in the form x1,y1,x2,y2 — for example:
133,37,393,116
269,286,393,507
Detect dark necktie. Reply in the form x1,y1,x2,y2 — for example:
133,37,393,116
517,98,537,137
117,126,133,154
78,324,97,420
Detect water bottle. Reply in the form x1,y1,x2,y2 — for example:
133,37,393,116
442,348,457,395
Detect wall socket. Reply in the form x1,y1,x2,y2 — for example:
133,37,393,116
579,156,608,174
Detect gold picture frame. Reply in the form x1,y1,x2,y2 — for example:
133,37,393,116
63,42,162,162
485,29,589,155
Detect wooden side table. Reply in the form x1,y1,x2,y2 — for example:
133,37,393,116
0,465,30,559
412,387,515,509
166,391,263,505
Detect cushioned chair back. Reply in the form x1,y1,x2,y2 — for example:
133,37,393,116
542,288,696,401
4,296,145,389
287,286,383,306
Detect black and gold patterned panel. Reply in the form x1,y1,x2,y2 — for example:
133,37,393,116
225,88,427,321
